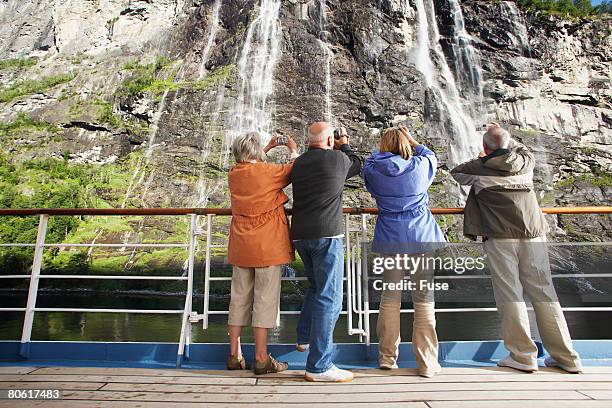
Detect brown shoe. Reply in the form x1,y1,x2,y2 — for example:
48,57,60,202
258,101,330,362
227,355,246,370
254,354,289,375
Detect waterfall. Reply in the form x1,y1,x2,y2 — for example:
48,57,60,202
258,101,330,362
194,0,224,206
319,0,334,122
500,1,531,57
225,0,282,159
447,0,484,115
121,88,171,208
410,0,481,170
198,0,222,79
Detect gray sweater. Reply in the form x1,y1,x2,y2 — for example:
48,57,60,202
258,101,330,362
290,145,362,240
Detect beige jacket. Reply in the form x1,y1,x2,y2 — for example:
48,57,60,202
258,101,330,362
451,141,548,240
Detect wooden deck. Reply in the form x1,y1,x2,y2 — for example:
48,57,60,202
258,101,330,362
1,365,611,407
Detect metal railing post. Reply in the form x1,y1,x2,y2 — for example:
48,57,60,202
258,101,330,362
345,214,353,335
177,214,197,368
203,214,213,330
361,214,371,345
355,222,364,342
19,214,48,358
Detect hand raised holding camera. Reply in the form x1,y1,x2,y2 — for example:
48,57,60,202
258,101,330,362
334,127,350,150
286,136,298,155
264,134,281,153
399,126,419,148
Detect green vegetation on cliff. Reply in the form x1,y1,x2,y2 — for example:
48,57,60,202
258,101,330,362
116,56,236,99
516,0,602,17
0,73,76,103
0,113,59,138
0,57,38,71
116,57,174,98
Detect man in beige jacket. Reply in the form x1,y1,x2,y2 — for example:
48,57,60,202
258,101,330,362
451,123,582,374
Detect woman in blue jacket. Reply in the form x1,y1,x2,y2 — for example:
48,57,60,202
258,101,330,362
363,126,446,377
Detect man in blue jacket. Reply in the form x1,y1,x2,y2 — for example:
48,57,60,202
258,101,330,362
291,122,361,382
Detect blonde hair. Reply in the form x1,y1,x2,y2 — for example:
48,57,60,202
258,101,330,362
232,132,266,163
380,127,412,160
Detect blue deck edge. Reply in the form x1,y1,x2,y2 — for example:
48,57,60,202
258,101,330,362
1,340,611,370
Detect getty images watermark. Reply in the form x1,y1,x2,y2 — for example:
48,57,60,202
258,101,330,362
371,253,487,292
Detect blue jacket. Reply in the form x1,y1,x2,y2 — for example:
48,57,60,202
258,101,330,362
363,145,446,254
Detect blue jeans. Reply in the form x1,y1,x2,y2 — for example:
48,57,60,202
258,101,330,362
295,238,344,373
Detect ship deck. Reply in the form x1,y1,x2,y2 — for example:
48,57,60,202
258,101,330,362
1,365,612,407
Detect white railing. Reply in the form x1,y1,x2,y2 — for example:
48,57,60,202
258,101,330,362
0,207,611,365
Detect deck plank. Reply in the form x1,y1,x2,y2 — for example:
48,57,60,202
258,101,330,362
58,390,590,403
579,390,612,400
258,373,612,385
428,402,612,408
0,382,104,391
98,381,612,394
0,367,38,375
0,374,256,385
29,367,245,377
0,402,425,408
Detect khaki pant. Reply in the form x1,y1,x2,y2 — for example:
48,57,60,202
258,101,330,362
485,237,581,367
228,265,282,329
376,262,440,373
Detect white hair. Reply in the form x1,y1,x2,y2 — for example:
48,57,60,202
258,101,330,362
483,126,511,150
308,124,333,144
232,132,266,163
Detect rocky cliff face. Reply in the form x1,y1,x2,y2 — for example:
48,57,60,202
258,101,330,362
0,0,610,247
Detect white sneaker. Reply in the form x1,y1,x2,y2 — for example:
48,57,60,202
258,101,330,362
379,362,398,370
544,356,583,374
418,364,442,378
305,365,354,382
296,343,309,353
497,355,538,373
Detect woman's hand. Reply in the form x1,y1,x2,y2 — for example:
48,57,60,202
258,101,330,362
399,126,419,148
264,134,280,153
286,136,298,155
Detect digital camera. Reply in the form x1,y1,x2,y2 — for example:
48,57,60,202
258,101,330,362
276,135,288,145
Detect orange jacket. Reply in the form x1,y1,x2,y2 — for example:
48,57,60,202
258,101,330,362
227,161,295,267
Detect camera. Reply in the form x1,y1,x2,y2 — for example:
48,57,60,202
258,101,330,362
276,134,288,145
334,129,340,140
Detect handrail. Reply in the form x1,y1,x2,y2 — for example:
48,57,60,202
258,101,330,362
0,206,610,216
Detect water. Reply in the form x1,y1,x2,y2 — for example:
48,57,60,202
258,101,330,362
194,0,226,205
1,291,610,343
500,1,531,57
121,88,171,208
447,0,485,114
198,0,222,79
225,0,282,162
410,0,482,171
319,0,334,123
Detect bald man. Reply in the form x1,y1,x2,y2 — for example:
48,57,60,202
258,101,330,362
451,123,582,374
290,122,361,382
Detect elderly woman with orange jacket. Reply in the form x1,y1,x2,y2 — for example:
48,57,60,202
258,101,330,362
226,132,298,375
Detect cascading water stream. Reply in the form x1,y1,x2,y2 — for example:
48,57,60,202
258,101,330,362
194,0,224,208
447,0,484,114
198,0,222,79
121,88,171,208
410,0,482,171
225,0,282,165
319,0,334,123
500,1,531,57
